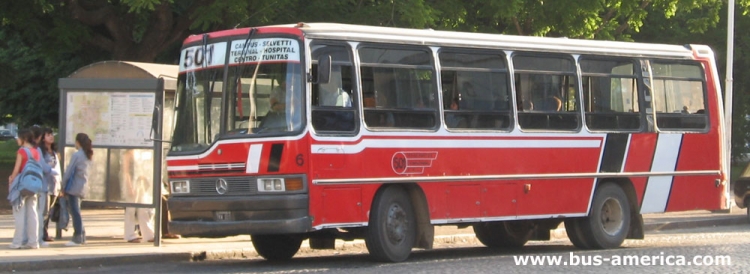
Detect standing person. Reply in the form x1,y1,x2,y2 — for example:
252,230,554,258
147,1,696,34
61,133,92,247
121,149,155,243
30,127,56,247
7,129,41,249
39,128,62,243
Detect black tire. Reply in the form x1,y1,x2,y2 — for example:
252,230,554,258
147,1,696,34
579,183,631,249
473,221,533,248
564,218,592,249
251,234,303,261
365,186,416,262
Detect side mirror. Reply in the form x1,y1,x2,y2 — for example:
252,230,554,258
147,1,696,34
316,55,332,84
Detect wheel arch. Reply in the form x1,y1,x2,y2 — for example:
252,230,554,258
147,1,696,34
595,178,644,239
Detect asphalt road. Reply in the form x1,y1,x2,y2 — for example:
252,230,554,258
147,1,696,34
44,224,750,273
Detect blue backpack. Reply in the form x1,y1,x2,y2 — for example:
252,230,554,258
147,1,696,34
18,147,44,196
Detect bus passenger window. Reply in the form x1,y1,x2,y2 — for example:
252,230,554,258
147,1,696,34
580,57,640,131
513,54,579,131
650,61,708,131
439,50,511,131
359,46,438,130
311,44,358,133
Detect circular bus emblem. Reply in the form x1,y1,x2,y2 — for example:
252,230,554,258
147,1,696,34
392,152,407,174
215,179,229,195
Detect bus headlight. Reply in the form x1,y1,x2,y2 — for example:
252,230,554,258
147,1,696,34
257,178,305,192
258,178,285,192
171,181,190,194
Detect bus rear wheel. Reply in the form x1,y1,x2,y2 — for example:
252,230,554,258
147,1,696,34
251,234,303,261
579,183,631,249
473,221,534,248
564,218,592,249
365,186,416,262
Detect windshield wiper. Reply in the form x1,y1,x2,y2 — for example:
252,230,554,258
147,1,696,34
234,28,257,120
202,33,219,143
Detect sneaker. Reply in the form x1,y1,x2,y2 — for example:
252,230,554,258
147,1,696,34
22,244,39,249
65,241,81,247
8,244,22,249
40,242,49,247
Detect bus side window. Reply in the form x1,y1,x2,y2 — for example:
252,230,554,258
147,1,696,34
580,57,641,131
513,54,579,131
359,46,438,130
438,50,512,131
311,44,358,133
649,61,708,131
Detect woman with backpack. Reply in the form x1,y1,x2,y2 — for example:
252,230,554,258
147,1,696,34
7,129,41,249
61,133,93,247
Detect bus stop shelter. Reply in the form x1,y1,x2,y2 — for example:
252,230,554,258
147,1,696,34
57,61,177,245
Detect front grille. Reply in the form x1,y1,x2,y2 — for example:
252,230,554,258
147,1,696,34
190,177,257,195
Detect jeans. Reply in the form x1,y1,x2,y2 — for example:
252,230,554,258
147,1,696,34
67,195,85,244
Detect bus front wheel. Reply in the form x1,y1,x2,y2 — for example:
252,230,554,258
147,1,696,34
365,186,416,262
251,234,303,261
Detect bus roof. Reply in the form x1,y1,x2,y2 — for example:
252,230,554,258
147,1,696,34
289,22,702,59
186,23,708,60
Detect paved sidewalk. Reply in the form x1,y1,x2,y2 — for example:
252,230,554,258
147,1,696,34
0,207,747,272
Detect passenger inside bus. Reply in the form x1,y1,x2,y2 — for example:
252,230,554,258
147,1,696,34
534,96,562,111
363,92,395,127
445,98,467,128
317,66,352,107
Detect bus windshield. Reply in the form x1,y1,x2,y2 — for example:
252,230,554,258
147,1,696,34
172,67,223,153
225,62,303,136
171,36,304,154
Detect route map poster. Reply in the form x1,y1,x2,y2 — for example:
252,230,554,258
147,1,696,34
65,91,155,147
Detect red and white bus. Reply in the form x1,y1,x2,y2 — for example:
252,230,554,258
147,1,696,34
166,23,727,262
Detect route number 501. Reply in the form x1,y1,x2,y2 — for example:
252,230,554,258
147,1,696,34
183,45,215,68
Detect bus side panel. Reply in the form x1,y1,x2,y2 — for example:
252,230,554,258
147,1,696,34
623,133,658,205
666,133,723,211
310,184,380,227
515,178,593,216
421,183,449,220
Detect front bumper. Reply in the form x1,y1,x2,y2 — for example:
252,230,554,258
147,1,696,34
168,194,311,237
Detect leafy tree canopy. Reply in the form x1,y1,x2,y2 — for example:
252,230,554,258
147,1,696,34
1,0,749,130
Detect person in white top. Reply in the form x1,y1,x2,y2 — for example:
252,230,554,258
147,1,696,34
319,87,352,107
121,150,155,243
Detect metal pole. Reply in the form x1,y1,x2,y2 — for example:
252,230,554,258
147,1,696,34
725,0,735,210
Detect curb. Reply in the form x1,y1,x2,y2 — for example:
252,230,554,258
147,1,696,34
2,215,747,271
643,215,749,232
0,252,194,273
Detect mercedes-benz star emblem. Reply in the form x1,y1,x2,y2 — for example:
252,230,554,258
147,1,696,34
215,179,229,195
